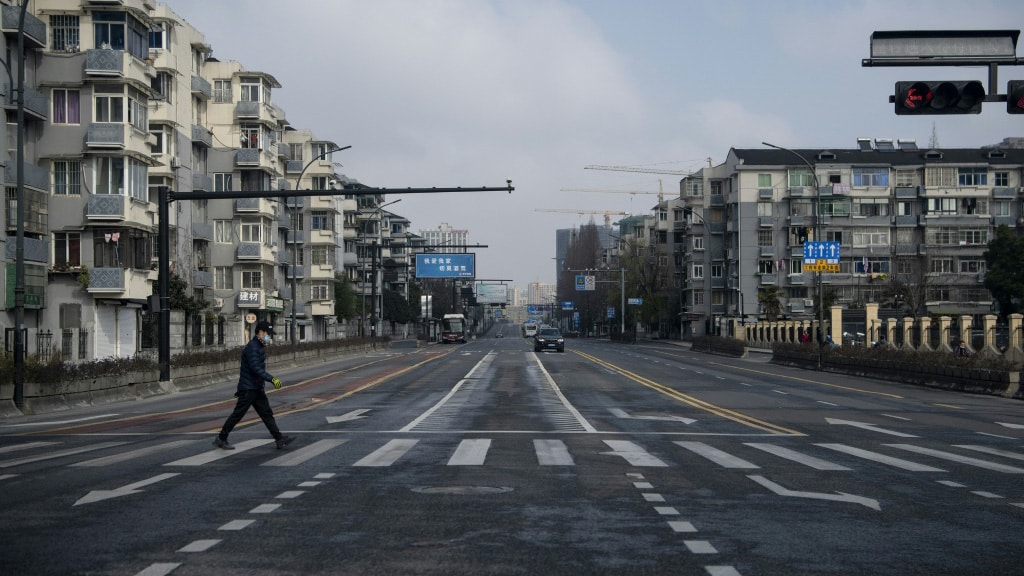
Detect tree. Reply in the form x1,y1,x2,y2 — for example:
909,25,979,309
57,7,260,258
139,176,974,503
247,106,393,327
382,289,413,325
984,225,1024,317
556,222,604,335
757,285,782,321
333,273,356,321
407,283,423,323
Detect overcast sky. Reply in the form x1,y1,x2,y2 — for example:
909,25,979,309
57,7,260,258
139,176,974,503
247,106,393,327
168,0,1024,289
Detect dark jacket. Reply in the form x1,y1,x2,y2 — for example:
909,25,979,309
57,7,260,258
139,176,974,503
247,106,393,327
237,336,274,393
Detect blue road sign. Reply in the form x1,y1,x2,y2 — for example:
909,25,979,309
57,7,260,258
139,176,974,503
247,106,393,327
802,241,841,264
415,254,476,278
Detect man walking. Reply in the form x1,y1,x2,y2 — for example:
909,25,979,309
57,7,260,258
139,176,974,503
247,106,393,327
213,320,295,450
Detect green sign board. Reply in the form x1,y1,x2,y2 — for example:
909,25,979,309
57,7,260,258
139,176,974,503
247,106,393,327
5,263,45,309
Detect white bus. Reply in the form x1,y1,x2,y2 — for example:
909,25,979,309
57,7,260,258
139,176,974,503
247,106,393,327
441,314,467,343
522,323,538,338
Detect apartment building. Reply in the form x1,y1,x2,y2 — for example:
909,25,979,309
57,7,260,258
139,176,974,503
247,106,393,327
677,140,1024,336
1,0,407,361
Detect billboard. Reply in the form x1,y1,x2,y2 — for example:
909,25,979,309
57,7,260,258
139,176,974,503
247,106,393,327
415,253,476,278
476,283,508,304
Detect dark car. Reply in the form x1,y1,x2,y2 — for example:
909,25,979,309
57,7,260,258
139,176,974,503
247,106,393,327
533,327,564,353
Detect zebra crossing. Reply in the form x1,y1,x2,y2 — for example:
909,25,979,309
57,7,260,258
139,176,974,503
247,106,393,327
1,436,1023,477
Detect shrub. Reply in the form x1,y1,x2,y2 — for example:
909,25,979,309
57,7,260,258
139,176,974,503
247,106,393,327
692,335,746,357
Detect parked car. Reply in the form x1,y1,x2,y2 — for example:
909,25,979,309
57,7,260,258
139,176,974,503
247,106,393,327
534,327,565,353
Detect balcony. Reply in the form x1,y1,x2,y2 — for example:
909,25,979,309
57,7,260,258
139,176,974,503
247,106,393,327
310,264,334,280
4,235,48,263
992,187,1018,199
1,6,45,49
759,274,777,285
193,269,213,288
191,124,212,147
87,267,154,296
285,197,304,209
285,265,304,279
234,197,275,216
894,186,921,198
788,186,809,197
311,300,334,317
277,142,291,160
85,195,151,223
235,242,273,262
3,85,47,120
190,75,212,100
4,161,48,192
993,216,1017,227
234,100,277,124
192,221,213,242
894,215,919,227
286,230,307,244
192,172,213,192
759,245,774,257
758,217,773,227
758,188,774,199
709,194,725,207
5,188,47,236
84,48,154,84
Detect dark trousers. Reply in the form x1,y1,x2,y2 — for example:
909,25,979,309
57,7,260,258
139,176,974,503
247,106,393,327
219,389,282,441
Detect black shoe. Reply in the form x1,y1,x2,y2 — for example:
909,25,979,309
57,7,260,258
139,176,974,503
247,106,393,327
276,436,296,450
213,437,235,450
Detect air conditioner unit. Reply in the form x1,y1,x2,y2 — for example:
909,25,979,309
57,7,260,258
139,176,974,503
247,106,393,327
804,299,815,307
212,298,224,308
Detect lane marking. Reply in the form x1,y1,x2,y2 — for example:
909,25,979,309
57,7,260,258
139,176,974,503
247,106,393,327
881,414,911,421
164,439,273,466
218,519,255,531
977,432,1017,440
178,539,220,553
748,474,881,511
817,401,839,407
609,407,696,425
0,441,59,454
816,443,944,472
744,443,851,471
937,480,967,488
955,445,1024,462
448,439,491,466
684,540,719,554
353,439,418,467
326,409,371,424
75,472,180,506
971,491,1004,499
643,493,666,502
532,352,597,432
709,362,904,399
72,440,197,467
250,504,280,514
826,418,917,438
997,422,1024,430
0,414,119,428
133,563,181,576
675,441,758,469
262,439,347,467
933,403,963,410
0,441,127,468
654,506,679,515
535,440,574,465
275,490,306,499
705,567,743,576
885,444,1024,474
602,440,668,467
669,521,698,533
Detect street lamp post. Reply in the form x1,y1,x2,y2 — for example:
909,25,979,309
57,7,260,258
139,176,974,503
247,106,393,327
290,145,351,348
370,199,402,338
763,142,824,368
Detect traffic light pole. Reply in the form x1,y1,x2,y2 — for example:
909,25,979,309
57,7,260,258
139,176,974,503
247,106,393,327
156,182,513,382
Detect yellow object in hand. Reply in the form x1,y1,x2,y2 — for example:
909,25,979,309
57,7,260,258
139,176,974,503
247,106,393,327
271,377,282,390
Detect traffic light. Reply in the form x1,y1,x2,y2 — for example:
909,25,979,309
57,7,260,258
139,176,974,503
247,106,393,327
894,81,985,115
1008,81,1024,114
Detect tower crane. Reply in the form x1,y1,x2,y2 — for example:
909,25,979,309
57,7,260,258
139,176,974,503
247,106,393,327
565,176,678,204
534,208,630,228
584,164,693,175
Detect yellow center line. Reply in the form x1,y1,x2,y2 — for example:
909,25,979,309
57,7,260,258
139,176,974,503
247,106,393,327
708,362,905,399
573,350,802,436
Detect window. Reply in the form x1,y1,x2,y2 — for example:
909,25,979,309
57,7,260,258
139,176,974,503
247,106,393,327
311,211,332,231
710,181,722,195
863,258,890,274
311,246,334,266
311,281,330,301
757,259,775,275
711,291,724,306
925,166,957,188
789,259,804,274
240,223,262,243
214,220,233,243
240,124,260,149
53,161,82,196
757,202,773,216
692,236,704,250
54,232,81,268
214,173,232,192
895,170,916,187
240,78,261,102
686,179,703,197
214,79,232,103
150,126,167,155
215,267,233,290
757,174,771,188
925,227,957,245
757,229,773,247
691,264,703,279
128,88,147,131
896,229,915,244
94,90,124,123
896,200,914,216
95,157,124,194
788,169,814,187
819,198,851,216
151,71,173,101
958,168,987,187
851,228,889,247
995,172,1009,187
790,199,813,217
93,11,147,60
992,201,1011,217
926,197,957,214
693,291,705,306
852,168,889,187
148,22,167,50
241,269,262,289
52,89,80,124
960,260,985,274
50,15,80,52
824,230,844,244
711,264,723,278
962,198,987,215
958,229,988,245
854,198,889,216
312,142,331,162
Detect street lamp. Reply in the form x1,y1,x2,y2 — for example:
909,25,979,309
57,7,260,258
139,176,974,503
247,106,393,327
762,141,824,367
370,198,402,338
290,144,351,349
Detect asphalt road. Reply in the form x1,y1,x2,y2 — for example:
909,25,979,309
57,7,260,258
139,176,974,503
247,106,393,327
1,331,1022,575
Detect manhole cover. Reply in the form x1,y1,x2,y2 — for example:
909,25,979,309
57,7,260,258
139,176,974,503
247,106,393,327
412,486,514,495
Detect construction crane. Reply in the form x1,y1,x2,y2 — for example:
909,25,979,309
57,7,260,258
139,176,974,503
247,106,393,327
584,164,693,175
564,177,673,204
534,208,630,228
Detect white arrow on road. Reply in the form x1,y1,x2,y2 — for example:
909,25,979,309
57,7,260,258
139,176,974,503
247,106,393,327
609,408,696,425
748,474,880,511
996,422,1024,430
74,472,180,506
825,417,917,438
326,409,371,424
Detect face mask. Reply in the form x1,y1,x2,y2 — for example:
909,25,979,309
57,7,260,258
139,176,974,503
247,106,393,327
262,335,272,345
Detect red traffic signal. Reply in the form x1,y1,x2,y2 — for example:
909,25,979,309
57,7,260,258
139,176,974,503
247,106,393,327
895,81,985,115
1008,80,1024,114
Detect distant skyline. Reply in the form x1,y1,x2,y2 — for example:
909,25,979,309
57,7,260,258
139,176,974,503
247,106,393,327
168,0,1024,286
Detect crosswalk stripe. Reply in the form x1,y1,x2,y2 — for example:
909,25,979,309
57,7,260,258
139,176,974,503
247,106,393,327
262,439,347,467
885,444,1024,474
954,445,1024,462
0,441,127,469
0,441,59,454
353,439,418,467
163,439,273,466
603,440,668,467
535,439,574,466
675,441,759,469
744,443,851,471
449,439,491,466
72,440,198,468
816,443,945,472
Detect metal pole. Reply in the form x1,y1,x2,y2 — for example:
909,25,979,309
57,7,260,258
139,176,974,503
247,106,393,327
12,1,27,409
620,267,625,337
158,186,171,381
370,239,378,337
